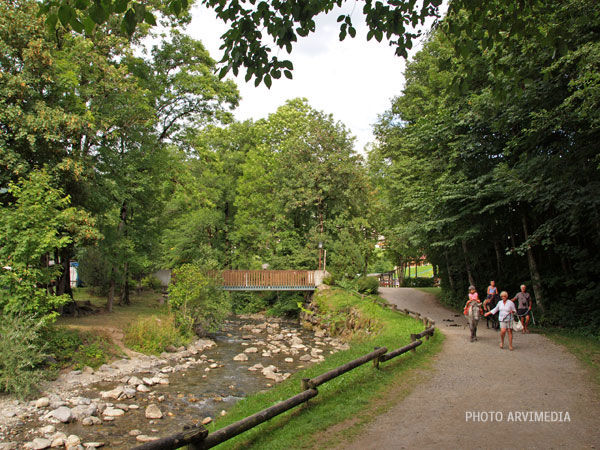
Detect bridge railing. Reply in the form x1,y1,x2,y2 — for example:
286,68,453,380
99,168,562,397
209,270,316,290
132,307,436,450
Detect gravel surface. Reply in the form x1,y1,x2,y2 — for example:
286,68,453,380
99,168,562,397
343,288,600,449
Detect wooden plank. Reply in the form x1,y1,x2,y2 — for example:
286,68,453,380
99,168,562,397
308,347,387,388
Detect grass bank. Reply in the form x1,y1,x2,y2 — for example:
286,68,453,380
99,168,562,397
203,287,443,449
542,330,600,388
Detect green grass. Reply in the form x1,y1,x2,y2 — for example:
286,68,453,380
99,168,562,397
404,263,433,278
542,329,600,388
203,288,443,449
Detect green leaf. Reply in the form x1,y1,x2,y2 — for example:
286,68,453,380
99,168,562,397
123,8,136,35
83,16,95,34
170,0,182,16
264,74,272,88
284,70,292,79
114,0,128,14
144,11,156,26
74,0,89,10
71,18,84,33
89,3,107,24
57,4,74,26
46,13,59,31
348,26,356,38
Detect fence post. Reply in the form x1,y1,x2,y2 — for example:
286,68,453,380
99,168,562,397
410,333,418,352
372,347,381,369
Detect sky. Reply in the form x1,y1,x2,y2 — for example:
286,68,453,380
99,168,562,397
184,4,432,153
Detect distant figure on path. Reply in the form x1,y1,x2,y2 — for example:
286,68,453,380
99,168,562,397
513,284,532,333
485,291,516,350
483,280,499,311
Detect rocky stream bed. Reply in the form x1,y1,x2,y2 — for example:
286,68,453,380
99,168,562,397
0,315,348,449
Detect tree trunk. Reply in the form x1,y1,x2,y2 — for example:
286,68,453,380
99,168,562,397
398,261,405,286
493,240,503,279
461,239,476,288
107,267,115,313
120,260,130,305
522,215,544,313
445,250,455,291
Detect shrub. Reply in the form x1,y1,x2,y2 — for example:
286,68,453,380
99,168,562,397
125,315,190,355
402,277,435,287
231,292,269,314
322,274,336,286
266,292,303,317
0,313,47,398
77,247,112,296
357,276,379,295
168,264,231,335
45,327,118,370
141,274,163,292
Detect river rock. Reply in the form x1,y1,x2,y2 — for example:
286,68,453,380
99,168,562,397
82,416,101,426
65,435,81,448
136,436,159,443
284,357,294,363
244,347,258,353
142,377,156,386
233,353,248,361
103,407,125,417
129,430,142,436
145,404,163,419
248,363,264,371
39,425,56,435
262,351,271,357
137,384,150,392
290,337,303,346
201,417,212,425
100,387,123,400
82,443,104,448
35,397,50,408
71,404,98,421
122,387,137,398
29,438,51,449
50,406,73,423
127,376,143,386
209,363,218,368
314,329,326,338
0,443,18,450
299,354,312,362
50,432,67,447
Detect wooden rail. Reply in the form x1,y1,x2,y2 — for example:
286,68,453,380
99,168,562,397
211,270,316,291
133,309,435,450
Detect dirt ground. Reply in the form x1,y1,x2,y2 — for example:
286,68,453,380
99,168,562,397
339,288,600,449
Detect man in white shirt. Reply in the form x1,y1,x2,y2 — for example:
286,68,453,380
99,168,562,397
484,291,516,350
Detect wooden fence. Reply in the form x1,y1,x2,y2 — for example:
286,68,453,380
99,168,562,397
211,270,316,291
132,306,436,450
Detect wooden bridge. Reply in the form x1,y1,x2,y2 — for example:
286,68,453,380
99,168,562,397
211,270,322,291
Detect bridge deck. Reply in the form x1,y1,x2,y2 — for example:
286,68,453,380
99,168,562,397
212,270,316,291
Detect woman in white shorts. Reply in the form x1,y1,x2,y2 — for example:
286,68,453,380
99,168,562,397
484,291,516,350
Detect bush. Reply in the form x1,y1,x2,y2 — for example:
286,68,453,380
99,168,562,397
125,315,190,355
402,277,435,287
141,274,163,292
168,264,231,335
231,292,269,314
0,313,47,398
77,247,112,296
266,292,303,317
322,274,336,286
357,276,379,295
45,326,118,370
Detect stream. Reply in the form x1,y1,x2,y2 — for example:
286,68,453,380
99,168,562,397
3,316,344,449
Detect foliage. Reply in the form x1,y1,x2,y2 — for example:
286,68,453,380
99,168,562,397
357,276,380,295
124,314,190,355
141,274,163,292
168,264,231,334
0,170,97,317
0,314,47,398
372,0,600,329
77,247,112,295
265,292,303,318
230,292,269,315
402,277,436,288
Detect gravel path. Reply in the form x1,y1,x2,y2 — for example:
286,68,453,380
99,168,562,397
343,288,600,449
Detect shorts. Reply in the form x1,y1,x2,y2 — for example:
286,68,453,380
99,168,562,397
517,308,528,317
499,317,513,329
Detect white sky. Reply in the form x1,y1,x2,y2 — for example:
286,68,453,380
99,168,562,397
184,4,432,153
